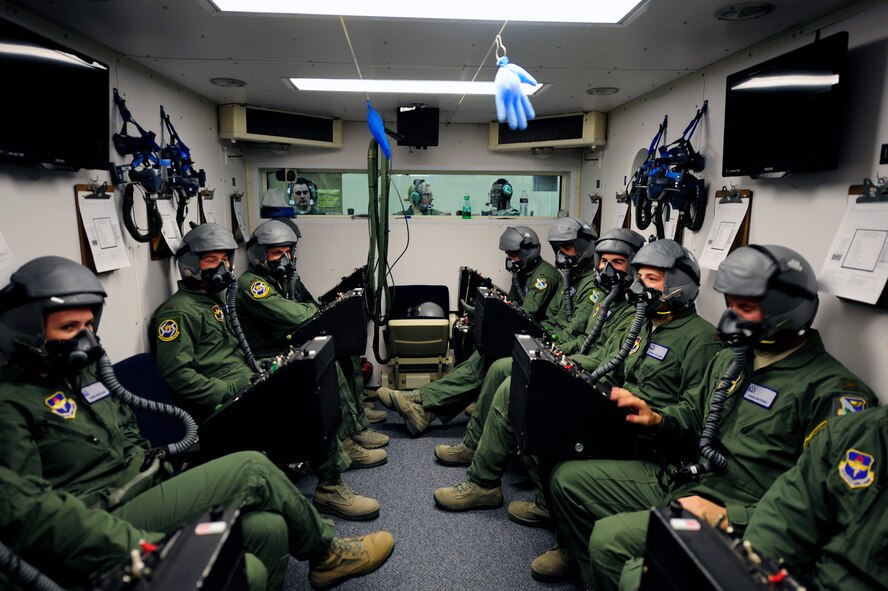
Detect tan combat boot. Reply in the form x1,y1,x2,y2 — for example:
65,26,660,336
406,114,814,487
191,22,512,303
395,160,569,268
464,401,478,415
314,479,380,521
308,531,395,589
352,427,390,449
391,391,431,436
342,437,387,469
376,387,420,410
363,402,387,424
434,479,503,511
531,545,572,582
507,500,552,529
434,442,475,466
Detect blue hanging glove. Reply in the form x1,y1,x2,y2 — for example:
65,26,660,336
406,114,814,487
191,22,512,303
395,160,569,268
495,56,537,131
367,100,391,159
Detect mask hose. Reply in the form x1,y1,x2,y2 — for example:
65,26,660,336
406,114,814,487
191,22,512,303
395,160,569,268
560,269,574,321
225,284,261,373
579,281,621,355
511,273,527,306
586,300,648,383
286,268,301,301
95,354,198,459
0,542,65,591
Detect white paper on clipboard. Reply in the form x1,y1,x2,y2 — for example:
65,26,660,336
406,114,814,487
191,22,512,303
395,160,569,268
155,199,184,253
698,198,750,270
232,198,249,238
819,194,888,305
77,191,131,273
613,201,629,230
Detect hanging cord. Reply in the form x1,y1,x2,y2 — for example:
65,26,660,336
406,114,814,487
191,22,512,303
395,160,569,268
339,16,368,101
511,273,527,305
121,183,163,242
444,21,509,126
95,354,197,459
579,281,621,355
224,284,261,374
586,300,648,383
0,542,65,591
560,270,574,321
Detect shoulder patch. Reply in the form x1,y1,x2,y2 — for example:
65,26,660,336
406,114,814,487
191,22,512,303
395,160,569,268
838,449,875,489
158,319,180,342
45,391,77,420
534,277,548,291
590,291,601,303
250,280,271,299
211,304,225,323
836,395,867,416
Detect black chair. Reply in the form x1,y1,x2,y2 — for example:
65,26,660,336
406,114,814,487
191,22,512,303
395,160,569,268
112,353,186,448
384,285,451,388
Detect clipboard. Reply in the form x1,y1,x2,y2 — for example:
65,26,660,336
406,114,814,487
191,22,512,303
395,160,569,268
833,181,888,309
697,187,752,271
74,181,127,273
230,191,248,242
149,193,176,261
198,188,217,224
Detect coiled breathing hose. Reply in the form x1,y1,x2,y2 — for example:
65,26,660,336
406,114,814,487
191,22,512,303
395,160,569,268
0,542,64,591
511,273,527,305
560,269,574,321
586,300,648,383
579,281,621,355
225,284,261,374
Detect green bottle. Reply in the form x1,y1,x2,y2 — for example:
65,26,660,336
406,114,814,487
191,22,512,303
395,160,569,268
461,194,472,219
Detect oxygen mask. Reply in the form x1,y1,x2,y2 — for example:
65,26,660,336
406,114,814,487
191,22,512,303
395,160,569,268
716,308,763,348
627,279,664,317
270,253,294,278
505,256,525,274
44,328,104,375
200,261,234,292
595,262,626,290
555,249,578,270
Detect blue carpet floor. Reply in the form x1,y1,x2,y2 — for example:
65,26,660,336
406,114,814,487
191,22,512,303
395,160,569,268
283,402,577,590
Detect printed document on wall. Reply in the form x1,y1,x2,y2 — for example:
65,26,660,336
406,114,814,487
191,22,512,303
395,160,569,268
819,194,888,304
77,191,131,273
699,199,750,270
155,198,184,253
613,201,629,230
232,197,250,237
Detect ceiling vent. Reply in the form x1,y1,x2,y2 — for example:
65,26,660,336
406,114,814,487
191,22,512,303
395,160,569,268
488,112,606,151
218,104,342,148
714,2,775,21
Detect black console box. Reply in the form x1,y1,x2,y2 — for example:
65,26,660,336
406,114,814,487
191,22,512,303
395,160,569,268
641,507,805,591
318,265,368,305
457,266,496,312
473,287,546,358
199,336,341,464
509,334,639,459
289,288,368,356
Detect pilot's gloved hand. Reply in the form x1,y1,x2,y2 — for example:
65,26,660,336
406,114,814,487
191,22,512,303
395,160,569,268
494,56,537,130
367,100,391,159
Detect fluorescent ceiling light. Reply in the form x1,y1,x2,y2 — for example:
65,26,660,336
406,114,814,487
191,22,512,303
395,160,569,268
289,78,545,95
732,74,840,90
212,0,645,24
0,42,106,69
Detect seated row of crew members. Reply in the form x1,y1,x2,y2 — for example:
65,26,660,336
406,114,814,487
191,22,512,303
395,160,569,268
150,223,385,522
533,244,877,588
0,256,394,590
377,216,604,441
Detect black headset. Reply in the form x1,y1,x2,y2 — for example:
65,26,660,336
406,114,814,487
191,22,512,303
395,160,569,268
410,179,425,204
494,178,513,197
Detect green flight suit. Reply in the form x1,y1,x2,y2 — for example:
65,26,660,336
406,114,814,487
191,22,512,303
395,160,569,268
0,365,336,591
467,303,718,507
547,330,876,588
465,285,639,503
462,264,632,450
236,269,368,438
743,405,887,591
151,282,348,480
419,258,561,417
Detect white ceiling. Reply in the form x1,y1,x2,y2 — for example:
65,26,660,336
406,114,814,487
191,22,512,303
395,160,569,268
12,0,863,124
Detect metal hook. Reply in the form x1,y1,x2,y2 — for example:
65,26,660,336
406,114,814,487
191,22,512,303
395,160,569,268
495,35,507,60
85,178,109,199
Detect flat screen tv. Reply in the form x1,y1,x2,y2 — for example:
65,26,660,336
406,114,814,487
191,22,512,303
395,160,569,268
722,31,848,178
0,17,109,170
397,106,439,148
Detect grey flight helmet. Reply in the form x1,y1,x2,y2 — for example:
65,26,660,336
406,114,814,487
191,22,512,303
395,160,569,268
631,239,701,311
176,223,238,280
246,219,298,275
0,256,106,360
499,226,541,274
713,244,819,343
408,301,446,318
547,217,597,270
594,228,646,288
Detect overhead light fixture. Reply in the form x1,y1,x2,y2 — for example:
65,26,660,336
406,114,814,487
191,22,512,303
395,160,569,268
714,2,775,21
0,42,106,69
732,74,839,90
288,77,546,96
212,0,646,24
211,77,247,87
